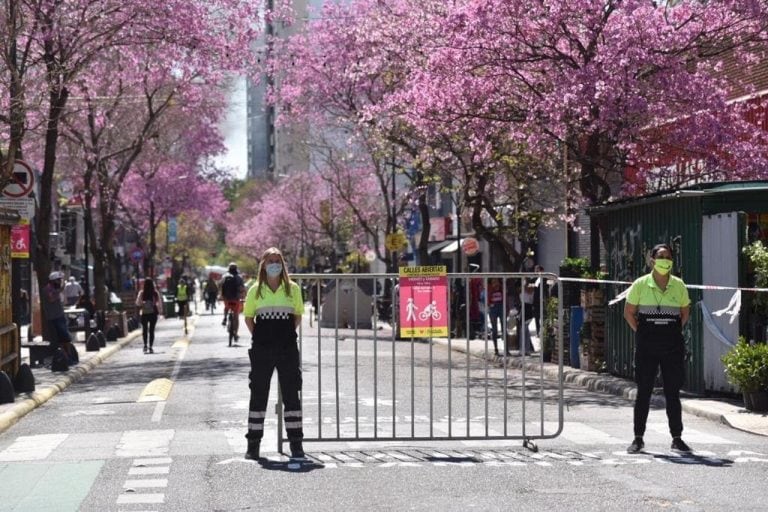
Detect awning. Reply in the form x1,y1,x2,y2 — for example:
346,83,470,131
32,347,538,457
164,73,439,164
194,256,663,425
440,240,460,253
427,240,454,254
440,238,481,254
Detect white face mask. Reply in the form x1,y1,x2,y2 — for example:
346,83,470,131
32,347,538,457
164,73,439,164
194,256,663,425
265,262,283,277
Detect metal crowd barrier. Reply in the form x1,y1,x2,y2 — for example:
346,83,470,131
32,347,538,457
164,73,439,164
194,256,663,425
277,272,564,453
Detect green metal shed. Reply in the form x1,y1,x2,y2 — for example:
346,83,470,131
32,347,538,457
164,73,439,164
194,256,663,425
588,181,768,394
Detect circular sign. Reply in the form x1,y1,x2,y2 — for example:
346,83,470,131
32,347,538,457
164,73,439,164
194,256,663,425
130,248,145,263
2,160,35,198
385,232,408,252
462,237,480,256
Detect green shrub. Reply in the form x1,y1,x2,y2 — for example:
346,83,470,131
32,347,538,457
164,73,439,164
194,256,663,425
743,241,768,317
721,337,768,392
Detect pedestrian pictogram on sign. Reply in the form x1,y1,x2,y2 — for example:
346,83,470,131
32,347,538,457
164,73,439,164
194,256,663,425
2,160,35,199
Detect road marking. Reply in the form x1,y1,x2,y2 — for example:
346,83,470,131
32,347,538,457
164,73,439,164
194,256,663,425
116,493,165,504
647,423,737,444
128,466,170,475
150,344,189,422
116,430,174,458
134,457,173,466
138,379,174,403
124,479,168,488
0,434,68,461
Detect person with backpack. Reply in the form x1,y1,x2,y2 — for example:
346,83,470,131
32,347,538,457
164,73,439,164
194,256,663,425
136,278,162,353
204,278,219,313
220,262,246,341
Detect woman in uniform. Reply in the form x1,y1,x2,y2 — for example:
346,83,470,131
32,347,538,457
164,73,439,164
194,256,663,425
243,247,305,461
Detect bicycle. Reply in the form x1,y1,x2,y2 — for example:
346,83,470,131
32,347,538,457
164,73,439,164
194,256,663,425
178,301,189,335
418,305,442,321
226,308,236,346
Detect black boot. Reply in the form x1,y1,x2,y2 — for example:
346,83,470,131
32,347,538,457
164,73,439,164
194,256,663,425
244,440,260,460
289,441,305,459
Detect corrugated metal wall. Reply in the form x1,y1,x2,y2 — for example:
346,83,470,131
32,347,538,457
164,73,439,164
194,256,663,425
598,196,704,393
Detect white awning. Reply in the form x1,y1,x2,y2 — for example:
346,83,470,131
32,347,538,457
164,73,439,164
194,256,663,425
427,240,453,254
440,240,460,253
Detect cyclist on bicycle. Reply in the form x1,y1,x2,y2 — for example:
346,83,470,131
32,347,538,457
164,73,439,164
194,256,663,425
176,276,190,318
220,262,246,341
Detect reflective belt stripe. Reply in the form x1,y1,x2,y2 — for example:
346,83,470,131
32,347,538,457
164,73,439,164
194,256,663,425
284,411,302,418
248,411,266,419
247,423,264,431
284,421,302,429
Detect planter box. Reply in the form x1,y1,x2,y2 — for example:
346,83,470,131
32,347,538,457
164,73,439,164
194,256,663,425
744,390,768,412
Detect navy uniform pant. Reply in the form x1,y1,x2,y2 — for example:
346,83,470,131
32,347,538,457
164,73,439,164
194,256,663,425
246,341,303,441
633,343,685,438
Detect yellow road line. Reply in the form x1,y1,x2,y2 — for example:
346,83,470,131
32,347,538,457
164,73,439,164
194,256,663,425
172,338,190,348
138,378,174,402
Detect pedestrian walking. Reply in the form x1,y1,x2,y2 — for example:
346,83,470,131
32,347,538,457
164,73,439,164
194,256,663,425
624,243,692,454
486,278,506,356
63,276,83,306
243,247,305,461
44,271,78,364
136,278,162,354
204,278,219,313
176,276,190,318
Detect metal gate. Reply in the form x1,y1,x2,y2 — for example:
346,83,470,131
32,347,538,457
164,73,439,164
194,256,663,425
278,272,564,452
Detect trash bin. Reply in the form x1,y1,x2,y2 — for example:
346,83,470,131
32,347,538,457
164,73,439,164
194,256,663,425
163,295,177,318
569,306,584,369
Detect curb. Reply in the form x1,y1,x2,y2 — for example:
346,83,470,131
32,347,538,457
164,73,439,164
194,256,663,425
0,330,142,435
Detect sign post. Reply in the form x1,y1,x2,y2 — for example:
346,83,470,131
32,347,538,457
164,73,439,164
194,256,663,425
2,159,35,337
398,265,448,338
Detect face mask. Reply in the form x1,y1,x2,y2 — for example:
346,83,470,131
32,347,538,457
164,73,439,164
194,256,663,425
265,263,283,278
653,258,673,275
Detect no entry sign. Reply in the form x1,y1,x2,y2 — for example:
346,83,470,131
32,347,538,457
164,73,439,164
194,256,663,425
2,160,35,198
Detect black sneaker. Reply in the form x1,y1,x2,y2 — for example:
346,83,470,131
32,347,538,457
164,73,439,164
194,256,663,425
143,346,148,354
289,441,305,459
671,437,691,452
627,437,644,454
244,440,260,460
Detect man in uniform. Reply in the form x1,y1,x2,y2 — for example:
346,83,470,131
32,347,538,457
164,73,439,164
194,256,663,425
624,243,692,453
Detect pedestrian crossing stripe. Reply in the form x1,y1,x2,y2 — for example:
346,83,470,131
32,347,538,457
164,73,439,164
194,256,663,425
0,425,759,466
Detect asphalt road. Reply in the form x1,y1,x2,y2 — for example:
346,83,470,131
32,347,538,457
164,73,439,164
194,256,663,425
0,312,766,512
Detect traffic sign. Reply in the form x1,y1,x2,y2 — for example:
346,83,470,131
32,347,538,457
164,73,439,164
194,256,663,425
11,224,30,258
462,237,480,256
130,248,145,263
0,197,34,221
385,232,408,252
2,160,35,198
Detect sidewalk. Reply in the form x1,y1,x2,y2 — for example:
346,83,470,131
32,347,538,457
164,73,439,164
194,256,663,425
0,324,144,435
429,335,768,437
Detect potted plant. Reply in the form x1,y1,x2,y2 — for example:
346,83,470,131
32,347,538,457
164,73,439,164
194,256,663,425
743,241,768,342
721,337,768,412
